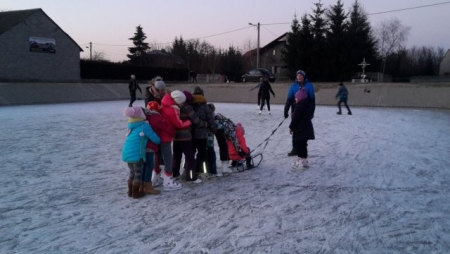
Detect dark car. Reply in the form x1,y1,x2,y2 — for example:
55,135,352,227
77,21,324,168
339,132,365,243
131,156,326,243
241,68,276,83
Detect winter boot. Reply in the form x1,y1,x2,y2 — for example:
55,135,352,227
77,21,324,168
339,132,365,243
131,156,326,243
151,170,164,187
348,111,352,115
336,112,342,115
245,156,254,169
132,182,145,199
127,180,133,197
142,182,161,195
162,173,182,191
221,160,232,175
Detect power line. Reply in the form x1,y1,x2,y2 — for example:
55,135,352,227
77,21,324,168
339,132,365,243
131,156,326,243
82,2,449,48
368,1,450,15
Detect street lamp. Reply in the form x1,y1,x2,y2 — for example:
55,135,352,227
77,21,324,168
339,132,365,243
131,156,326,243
249,22,260,69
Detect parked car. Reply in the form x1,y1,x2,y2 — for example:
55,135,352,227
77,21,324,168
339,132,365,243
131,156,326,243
241,68,276,83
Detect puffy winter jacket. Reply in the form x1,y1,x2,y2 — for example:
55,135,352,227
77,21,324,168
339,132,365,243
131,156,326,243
159,93,191,142
122,120,160,163
226,124,250,161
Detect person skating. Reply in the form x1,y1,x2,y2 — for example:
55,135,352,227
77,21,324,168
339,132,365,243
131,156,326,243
258,75,275,115
289,88,315,169
128,75,142,107
284,70,315,156
335,82,352,115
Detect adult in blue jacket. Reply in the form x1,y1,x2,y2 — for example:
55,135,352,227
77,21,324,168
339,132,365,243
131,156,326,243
284,70,315,156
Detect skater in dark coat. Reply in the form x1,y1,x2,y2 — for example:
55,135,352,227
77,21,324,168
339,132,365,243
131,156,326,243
289,87,315,169
257,75,275,115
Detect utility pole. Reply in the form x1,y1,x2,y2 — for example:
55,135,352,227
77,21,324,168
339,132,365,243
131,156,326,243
86,42,92,60
249,22,260,69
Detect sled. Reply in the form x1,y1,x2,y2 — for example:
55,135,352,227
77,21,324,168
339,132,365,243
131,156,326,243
231,152,263,172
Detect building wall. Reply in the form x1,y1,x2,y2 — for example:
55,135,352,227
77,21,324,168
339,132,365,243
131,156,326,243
0,11,80,81
1,82,449,109
439,50,450,76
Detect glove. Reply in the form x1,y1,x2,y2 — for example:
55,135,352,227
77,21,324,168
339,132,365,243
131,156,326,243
284,112,289,119
238,151,246,157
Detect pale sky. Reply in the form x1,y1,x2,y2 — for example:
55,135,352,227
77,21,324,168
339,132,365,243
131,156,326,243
2,0,449,62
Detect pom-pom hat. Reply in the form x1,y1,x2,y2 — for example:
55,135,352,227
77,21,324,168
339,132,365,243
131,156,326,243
146,101,159,111
171,90,186,105
155,80,166,90
123,107,146,119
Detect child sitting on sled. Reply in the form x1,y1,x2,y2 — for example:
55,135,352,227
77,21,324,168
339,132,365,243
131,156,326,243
226,122,254,169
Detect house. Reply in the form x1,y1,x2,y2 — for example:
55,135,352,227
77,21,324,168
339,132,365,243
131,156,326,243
439,49,450,76
0,8,83,81
243,32,290,80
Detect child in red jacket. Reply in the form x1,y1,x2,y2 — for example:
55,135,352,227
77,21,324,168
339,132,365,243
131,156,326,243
226,122,253,169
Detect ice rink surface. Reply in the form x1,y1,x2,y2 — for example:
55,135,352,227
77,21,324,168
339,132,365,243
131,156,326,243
1,101,449,253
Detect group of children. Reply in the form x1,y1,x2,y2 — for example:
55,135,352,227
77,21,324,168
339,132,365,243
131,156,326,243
121,80,253,199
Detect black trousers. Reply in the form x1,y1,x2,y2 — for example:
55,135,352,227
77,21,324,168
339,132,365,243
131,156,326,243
214,129,229,161
193,138,208,174
294,140,308,158
260,97,271,111
129,91,136,106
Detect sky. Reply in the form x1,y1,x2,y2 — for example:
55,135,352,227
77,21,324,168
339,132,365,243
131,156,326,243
1,100,450,253
1,0,450,62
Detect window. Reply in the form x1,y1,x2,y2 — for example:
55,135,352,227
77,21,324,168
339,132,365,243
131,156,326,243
273,49,276,56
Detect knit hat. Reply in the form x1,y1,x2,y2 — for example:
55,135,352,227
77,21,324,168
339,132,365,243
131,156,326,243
146,101,159,111
155,80,166,90
193,86,204,95
123,106,145,119
295,88,307,102
296,70,305,78
171,90,186,105
183,91,193,102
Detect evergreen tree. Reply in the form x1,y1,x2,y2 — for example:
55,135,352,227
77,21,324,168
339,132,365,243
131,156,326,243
219,46,243,82
326,0,350,81
171,36,188,62
127,25,150,65
309,0,328,80
281,15,302,75
347,0,377,78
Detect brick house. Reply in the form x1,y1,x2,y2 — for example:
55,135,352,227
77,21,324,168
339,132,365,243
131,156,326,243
0,8,83,81
243,32,291,80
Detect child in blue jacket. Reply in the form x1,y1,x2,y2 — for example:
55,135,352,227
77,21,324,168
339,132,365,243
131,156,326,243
122,107,160,199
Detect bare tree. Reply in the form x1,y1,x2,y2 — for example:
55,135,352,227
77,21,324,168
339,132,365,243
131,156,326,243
92,51,107,61
376,18,411,77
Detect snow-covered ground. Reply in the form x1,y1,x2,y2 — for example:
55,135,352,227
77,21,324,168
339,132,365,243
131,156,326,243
1,101,450,253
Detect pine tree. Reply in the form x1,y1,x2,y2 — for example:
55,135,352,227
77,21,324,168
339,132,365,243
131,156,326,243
326,0,350,81
309,0,328,80
347,0,377,78
171,36,188,61
127,25,150,65
281,15,301,75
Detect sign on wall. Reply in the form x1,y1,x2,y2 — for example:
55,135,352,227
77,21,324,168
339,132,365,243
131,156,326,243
29,37,56,53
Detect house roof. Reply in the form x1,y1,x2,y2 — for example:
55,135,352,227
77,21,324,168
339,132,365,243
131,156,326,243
243,32,289,55
0,8,83,52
